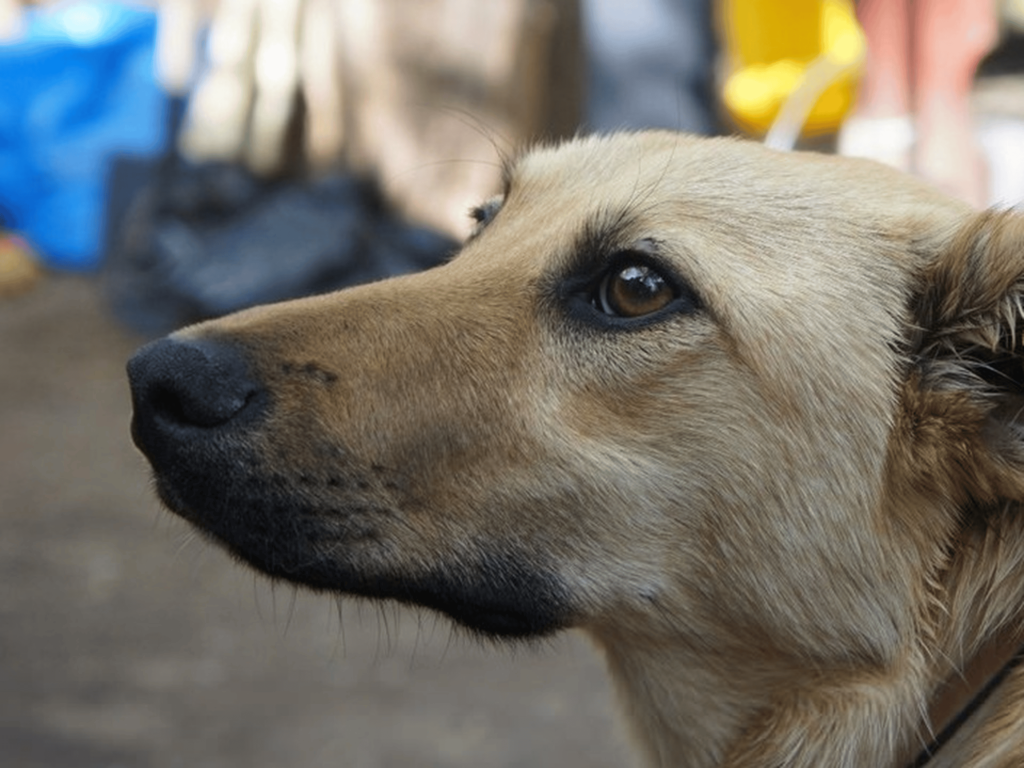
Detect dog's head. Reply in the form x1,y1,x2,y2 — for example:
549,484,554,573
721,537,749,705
128,133,1024,667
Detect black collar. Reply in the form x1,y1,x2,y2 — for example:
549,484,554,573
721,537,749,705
908,636,1024,767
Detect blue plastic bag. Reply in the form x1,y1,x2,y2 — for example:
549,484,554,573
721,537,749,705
0,2,167,270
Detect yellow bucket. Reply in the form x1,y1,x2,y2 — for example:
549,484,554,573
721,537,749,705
719,0,865,140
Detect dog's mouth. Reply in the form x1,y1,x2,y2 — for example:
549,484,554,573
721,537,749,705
151,461,572,639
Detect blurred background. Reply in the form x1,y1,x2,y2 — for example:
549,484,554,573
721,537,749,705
3,1,1024,766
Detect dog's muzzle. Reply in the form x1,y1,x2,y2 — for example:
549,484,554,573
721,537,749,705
126,335,575,639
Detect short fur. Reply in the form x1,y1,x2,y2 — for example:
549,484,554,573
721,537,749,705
128,132,1024,767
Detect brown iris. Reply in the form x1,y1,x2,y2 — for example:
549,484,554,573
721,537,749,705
597,264,675,318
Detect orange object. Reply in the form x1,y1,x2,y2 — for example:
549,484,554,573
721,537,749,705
0,233,41,296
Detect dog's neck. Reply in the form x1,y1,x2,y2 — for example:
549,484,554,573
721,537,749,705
594,635,756,768
588,511,1024,768
589,625,845,768
907,510,1024,766
907,630,1024,767
593,630,1024,768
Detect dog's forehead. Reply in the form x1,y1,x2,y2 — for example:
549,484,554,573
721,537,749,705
499,133,965,270
513,132,730,189
509,132,944,214
471,133,760,272
505,132,725,222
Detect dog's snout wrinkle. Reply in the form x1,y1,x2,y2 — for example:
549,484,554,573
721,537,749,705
128,338,264,445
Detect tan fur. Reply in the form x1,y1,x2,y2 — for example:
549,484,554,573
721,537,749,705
135,132,1024,766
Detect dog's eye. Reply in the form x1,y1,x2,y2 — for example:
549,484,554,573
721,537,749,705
595,263,675,318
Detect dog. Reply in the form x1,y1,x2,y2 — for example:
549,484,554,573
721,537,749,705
127,132,1024,767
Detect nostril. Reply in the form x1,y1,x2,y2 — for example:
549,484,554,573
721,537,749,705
147,376,252,428
127,337,262,433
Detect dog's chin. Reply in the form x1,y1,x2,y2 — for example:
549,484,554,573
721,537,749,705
153,474,573,640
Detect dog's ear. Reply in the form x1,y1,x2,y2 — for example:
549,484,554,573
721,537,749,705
906,210,1024,505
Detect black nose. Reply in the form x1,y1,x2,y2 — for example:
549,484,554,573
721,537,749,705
127,338,265,454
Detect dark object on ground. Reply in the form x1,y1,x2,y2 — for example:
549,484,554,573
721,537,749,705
104,146,456,337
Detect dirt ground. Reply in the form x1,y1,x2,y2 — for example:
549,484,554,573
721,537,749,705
0,276,629,768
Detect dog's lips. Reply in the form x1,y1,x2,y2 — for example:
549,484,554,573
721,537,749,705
145,443,574,639
148,445,383,549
